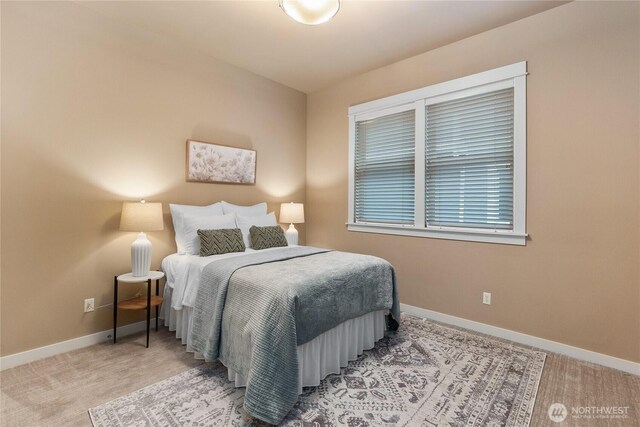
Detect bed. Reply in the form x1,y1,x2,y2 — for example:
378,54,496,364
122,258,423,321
159,202,400,424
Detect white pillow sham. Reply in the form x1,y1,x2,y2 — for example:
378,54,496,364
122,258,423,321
181,212,236,255
169,202,224,253
221,201,268,217
236,212,278,248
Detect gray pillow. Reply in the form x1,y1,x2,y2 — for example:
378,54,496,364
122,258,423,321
249,225,288,250
197,228,245,256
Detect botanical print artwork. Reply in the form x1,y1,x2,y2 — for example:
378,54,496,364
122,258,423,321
187,140,256,184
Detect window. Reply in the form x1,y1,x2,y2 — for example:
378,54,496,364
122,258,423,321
425,88,514,230
355,109,415,224
348,62,527,245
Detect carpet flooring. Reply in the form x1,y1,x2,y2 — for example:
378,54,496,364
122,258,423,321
1,317,638,426
89,315,546,426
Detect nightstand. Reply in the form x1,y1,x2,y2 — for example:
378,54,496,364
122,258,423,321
113,271,164,348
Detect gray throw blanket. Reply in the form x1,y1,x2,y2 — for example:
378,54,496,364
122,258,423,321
190,246,400,425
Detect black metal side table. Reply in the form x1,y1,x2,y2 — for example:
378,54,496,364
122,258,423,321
113,271,164,348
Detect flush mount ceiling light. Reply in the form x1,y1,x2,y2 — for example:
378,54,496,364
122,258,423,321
280,0,340,25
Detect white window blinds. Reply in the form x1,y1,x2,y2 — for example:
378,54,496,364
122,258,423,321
355,110,415,224
425,88,514,229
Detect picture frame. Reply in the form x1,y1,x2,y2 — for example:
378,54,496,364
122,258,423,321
186,139,257,185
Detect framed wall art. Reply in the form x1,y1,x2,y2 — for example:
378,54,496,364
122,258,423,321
186,139,257,185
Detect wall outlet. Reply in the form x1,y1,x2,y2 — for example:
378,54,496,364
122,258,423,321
84,298,95,313
482,292,492,305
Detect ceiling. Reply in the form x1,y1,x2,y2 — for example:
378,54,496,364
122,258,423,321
78,1,568,93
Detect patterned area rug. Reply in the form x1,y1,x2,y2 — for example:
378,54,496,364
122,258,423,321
89,316,546,426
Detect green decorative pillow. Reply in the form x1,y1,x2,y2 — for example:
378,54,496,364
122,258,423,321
250,225,288,250
197,228,245,256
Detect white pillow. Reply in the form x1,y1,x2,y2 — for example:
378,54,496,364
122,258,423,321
182,213,236,255
236,212,278,248
221,201,267,217
170,202,224,253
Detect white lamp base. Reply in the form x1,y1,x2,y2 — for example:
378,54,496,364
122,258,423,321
131,232,152,277
284,224,298,246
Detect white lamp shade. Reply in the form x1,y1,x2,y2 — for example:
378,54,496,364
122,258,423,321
120,201,164,232
280,0,340,25
280,203,305,224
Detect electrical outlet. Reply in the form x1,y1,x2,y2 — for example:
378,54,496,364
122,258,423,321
84,298,95,313
482,292,492,305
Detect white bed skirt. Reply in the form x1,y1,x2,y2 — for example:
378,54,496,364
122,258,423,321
160,288,197,351
228,309,386,393
160,286,386,392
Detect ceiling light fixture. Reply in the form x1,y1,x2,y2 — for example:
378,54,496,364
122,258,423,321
280,0,340,25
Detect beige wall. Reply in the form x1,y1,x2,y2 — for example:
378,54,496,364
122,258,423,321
1,1,638,364
0,2,306,356
306,1,640,362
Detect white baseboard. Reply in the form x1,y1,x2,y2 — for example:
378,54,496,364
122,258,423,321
0,319,156,371
401,304,639,376
3,308,638,376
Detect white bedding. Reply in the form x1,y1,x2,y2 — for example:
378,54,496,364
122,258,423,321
162,247,294,311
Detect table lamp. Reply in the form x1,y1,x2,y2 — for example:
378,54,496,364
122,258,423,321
280,202,304,245
120,200,164,277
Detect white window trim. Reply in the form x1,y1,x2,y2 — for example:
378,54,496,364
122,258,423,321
347,62,528,246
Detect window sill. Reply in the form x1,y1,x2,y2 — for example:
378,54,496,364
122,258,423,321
346,222,527,246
